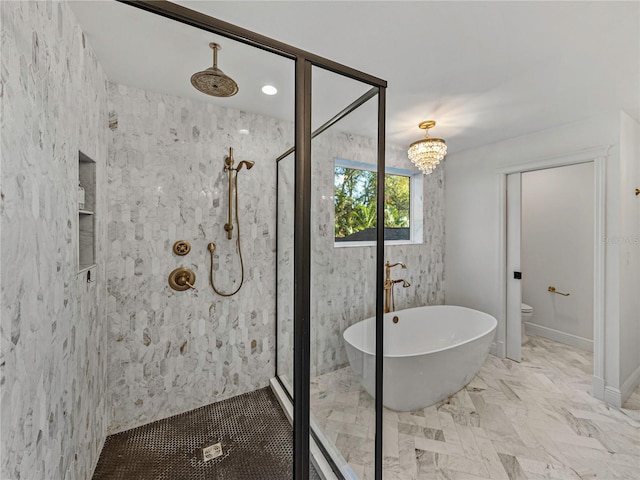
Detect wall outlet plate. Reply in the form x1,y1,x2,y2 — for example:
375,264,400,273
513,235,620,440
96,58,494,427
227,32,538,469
201,443,223,462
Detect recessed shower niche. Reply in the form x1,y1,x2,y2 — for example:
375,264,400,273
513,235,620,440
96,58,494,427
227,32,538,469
78,150,96,272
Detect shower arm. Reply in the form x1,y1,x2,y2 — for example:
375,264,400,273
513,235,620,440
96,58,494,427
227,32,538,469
212,42,219,69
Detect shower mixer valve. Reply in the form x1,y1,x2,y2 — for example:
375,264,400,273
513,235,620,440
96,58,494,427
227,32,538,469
168,267,197,292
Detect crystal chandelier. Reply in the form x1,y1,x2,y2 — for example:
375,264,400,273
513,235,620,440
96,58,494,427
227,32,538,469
407,120,447,175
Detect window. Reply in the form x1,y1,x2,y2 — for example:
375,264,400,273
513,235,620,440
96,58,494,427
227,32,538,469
334,159,423,245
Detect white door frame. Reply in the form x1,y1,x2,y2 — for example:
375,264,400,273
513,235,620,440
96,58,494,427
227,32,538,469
498,146,609,400
505,173,523,362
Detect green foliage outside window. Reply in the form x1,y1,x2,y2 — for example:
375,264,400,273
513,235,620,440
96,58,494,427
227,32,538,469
334,166,410,240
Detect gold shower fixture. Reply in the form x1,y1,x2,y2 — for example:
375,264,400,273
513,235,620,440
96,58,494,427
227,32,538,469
223,147,254,240
191,42,239,97
168,267,196,291
173,240,191,256
208,147,254,297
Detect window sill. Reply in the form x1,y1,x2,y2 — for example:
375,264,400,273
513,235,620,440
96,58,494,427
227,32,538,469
334,240,423,248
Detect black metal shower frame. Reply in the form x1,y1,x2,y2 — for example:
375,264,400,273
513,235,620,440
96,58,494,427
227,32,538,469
116,2,387,479
274,86,381,479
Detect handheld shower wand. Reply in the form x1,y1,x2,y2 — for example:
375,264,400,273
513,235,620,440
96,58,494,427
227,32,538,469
209,147,254,297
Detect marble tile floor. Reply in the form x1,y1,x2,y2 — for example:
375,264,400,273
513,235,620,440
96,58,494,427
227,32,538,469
310,336,640,480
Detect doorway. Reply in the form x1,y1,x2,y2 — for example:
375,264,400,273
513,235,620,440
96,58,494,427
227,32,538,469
501,148,607,399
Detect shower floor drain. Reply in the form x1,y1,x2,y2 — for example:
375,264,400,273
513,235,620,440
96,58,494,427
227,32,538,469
92,387,318,479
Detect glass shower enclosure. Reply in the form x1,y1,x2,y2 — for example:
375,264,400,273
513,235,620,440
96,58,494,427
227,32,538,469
276,65,387,478
119,2,387,478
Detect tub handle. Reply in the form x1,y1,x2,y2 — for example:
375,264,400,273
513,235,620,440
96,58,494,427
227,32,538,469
548,286,570,296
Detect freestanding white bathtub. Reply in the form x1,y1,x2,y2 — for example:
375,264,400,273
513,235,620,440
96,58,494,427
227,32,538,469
343,305,497,411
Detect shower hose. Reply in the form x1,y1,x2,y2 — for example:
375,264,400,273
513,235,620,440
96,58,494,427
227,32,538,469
208,174,245,297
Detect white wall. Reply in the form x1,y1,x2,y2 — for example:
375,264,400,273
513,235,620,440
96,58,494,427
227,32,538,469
617,111,640,399
444,111,639,403
522,163,594,348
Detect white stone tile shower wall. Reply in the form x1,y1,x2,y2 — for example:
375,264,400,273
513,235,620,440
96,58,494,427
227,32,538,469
1,2,109,479
106,83,293,433
277,131,446,383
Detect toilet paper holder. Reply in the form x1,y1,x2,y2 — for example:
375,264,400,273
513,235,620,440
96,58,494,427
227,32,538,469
548,286,570,296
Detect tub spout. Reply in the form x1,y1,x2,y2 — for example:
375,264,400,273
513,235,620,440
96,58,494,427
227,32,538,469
392,278,410,288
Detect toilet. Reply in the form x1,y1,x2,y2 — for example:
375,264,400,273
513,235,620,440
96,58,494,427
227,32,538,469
521,303,533,344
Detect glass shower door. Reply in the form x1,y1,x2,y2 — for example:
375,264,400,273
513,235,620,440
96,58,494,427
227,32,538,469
275,57,386,479
308,66,383,479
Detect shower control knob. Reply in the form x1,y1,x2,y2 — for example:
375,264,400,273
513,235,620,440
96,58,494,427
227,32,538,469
168,267,196,291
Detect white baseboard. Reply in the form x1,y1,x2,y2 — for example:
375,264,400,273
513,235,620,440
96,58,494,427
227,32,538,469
490,340,506,358
604,386,622,408
601,365,640,408
525,322,593,351
621,363,640,406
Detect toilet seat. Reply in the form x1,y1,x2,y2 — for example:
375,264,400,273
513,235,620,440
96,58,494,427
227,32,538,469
521,303,533,313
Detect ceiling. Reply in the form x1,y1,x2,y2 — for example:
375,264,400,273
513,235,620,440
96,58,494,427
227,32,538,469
70,1,639,154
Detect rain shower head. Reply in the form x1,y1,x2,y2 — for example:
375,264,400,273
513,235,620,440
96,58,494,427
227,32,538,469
191,43,239,97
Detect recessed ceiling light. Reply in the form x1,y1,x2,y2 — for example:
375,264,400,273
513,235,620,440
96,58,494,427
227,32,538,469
261,85,278,95
238,129,250,135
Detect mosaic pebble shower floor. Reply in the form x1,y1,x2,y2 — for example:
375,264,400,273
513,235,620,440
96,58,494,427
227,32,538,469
93,387,322,479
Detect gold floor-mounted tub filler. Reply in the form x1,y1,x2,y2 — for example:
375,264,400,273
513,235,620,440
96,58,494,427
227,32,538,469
384,261,411,313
